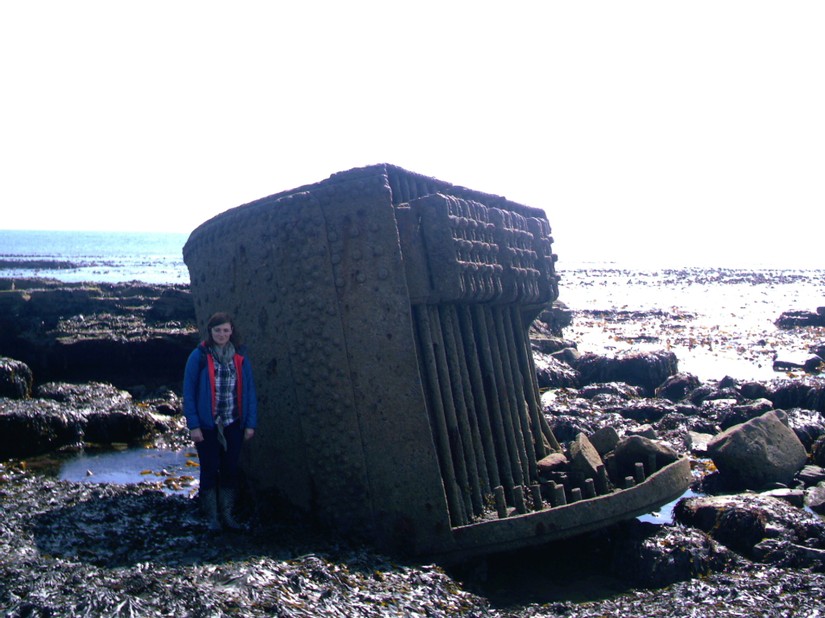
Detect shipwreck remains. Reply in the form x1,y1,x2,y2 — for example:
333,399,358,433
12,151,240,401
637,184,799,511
183,164,690,561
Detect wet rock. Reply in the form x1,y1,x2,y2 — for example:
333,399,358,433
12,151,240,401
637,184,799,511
739,380,771,401
0,382,180,459
0,356,33,399
575,350,678,395
650,425,691,455
688,380,743,406
798,465,825,487
760,488,805,508
588,426,620,456
604,435,679,485
751,538,825,570
675,493,825,562
608,520,741,588
529,335,578,356
717,398,774,430
707,411,808,490
655,372,701,402
813,435,825,467
36,381,132,407
567,433,603,486
805,483,825,515
536,452,568,480
578,382,644,400
607,397,681,423
776,308,825,328
804,355,824,374
0,399,85,458
626,424,657,439
535,301,573,337
84,408,171,444
687,431,714,455
0,278,197,390
783,407,825,451
768,377,825,413
550,346,582,366
534,354,580,389
772,356,805,372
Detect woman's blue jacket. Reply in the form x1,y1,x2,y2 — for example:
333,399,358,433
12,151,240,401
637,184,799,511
183,342,258,431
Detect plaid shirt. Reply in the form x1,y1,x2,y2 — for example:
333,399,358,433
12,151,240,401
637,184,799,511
212,353,238,427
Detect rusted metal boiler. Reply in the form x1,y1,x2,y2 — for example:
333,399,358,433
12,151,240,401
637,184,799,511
183,164,690,562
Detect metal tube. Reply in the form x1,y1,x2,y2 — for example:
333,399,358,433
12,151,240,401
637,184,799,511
445,305,492,497
427,305,475,519
412,305,467,526
475,304,524,492
511,307,560,453
457,304,503,491
499,306,539,479
471,304,517,495
440,305,485,515
490,306,530,484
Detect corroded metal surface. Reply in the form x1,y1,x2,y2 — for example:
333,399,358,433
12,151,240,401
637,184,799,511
183,164,688,559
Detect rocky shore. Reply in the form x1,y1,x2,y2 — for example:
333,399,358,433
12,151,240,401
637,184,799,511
3,276,825,616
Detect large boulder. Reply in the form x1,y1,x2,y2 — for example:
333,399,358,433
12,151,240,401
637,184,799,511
707,410,808,490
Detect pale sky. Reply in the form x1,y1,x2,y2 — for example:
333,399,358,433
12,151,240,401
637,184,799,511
1,2,823,267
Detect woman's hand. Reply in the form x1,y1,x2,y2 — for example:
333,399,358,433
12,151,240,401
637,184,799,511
244,428,255,441
190,428,204,443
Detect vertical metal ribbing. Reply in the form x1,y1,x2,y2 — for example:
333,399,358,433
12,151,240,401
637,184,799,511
491,306,533,484
426,305,475,520
442,304,490,507
499,306,540,479
471,304,518,496
457,305,504,492
476,305,525,490
412,305,468,526
511,307,561,453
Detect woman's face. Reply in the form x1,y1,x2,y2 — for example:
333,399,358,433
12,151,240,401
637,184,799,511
211,322,233,347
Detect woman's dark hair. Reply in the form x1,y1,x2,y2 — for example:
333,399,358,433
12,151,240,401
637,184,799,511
206,312,241,346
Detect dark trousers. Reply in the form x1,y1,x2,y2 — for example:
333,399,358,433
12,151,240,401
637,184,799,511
195,420,243,491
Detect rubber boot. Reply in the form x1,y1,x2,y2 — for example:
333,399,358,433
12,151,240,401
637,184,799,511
218,488,244,530
201,488,222,532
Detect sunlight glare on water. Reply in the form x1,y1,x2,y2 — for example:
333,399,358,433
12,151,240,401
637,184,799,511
59,447,199,494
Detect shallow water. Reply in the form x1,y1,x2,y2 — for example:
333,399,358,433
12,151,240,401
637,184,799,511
558,267,825,382
57,446,199,495
637,489,699,524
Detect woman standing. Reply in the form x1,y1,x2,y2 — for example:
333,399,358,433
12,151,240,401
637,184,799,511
183,312,258,531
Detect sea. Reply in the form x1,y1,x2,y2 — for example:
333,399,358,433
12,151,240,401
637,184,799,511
0,229,189,284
